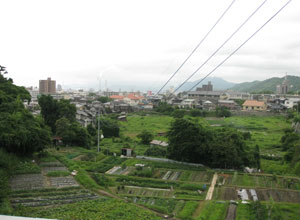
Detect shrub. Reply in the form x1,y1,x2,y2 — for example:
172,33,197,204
137,130,153,145
47,171,70,177
92,173,115,188
178,201,198,220
144,146,166,157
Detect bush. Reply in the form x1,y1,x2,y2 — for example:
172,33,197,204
131,167,153,178
178,201,198,220
137,130,153,145
180,183,206,191
172,109,186,118
14,161,41,174
144,146,166,157
92,173,115,188
216,107,231,117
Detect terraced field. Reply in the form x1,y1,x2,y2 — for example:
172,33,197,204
10,187,99,207
218,172,300,190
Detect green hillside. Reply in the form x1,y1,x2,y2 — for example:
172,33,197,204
231,75,300,93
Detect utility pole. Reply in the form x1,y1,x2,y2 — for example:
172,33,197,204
97,73,101,152
97,107,100,152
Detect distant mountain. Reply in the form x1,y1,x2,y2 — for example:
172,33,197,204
178,77,236,91
230,75,300,93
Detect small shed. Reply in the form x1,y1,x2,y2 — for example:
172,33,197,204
121,148,133,157
237,189,249,201
249,189,258,201
52,136,62,146
157,132,167,137
150,140,169,147
118,115,127,121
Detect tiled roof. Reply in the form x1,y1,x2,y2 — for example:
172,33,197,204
110,95,124,99
243,100,265,107
127,93,144,100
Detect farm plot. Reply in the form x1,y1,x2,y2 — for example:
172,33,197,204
15,198,162,220
256,189,300,203
11,160,80,191
10,173,45,191
159,169,213,183
195,201,228,220
216,187,300,203
117,186,174,198
161,170,181,181
128,197,184,215
10,187,99,207
219,173,300,190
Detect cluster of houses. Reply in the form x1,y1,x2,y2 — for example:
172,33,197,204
169,90,299,112
24,81,300,128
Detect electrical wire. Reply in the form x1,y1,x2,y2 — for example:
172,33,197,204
187,0,292,92
155,0,237,95
172,0,267,94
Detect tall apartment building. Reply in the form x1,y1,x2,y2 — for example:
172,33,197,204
196,81,213,92
276,75,289,95
39,77,56,95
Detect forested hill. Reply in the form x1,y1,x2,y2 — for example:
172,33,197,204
230,75,300,93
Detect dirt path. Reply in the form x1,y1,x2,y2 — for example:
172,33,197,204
193,201,206,218
205,173,218,200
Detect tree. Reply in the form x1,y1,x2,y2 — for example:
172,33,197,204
98,117,120,138
97,96,112,103
38,95,76,132
211,128,251,168
144,146,166,157
190,109,207,117
57,99,76,122
254,145,261,169
38,95,59,132
154,102,174,115
0,73,51,155
172,109,186,118
87,123,97,137
167,118,254,169
55,118,91,148
216,106,231,117
167,118,211,163
137,130,154,145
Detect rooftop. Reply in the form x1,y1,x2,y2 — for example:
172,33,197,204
243,100,265,107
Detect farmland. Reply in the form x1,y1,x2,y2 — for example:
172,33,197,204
4,113,300,219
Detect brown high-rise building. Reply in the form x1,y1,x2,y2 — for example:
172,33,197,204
196,81,213,92
39,77,56,95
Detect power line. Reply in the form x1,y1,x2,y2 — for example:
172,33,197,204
188,0,292,92
172,0,267,94
155,0,237,95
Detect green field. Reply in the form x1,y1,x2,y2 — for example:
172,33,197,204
207,116,290,154
3,114,300,220
120,114,173,139
16,198,161,220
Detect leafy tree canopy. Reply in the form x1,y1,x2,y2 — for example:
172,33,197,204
0,73,51,156
167,118,257,169
38,95,76,132
137,130,154,145
97,117,120,138
97,96,112,103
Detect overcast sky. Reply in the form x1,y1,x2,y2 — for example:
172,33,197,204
1,0,299,91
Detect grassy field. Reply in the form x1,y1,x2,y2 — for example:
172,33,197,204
207,116,290,153
119,114,173,140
